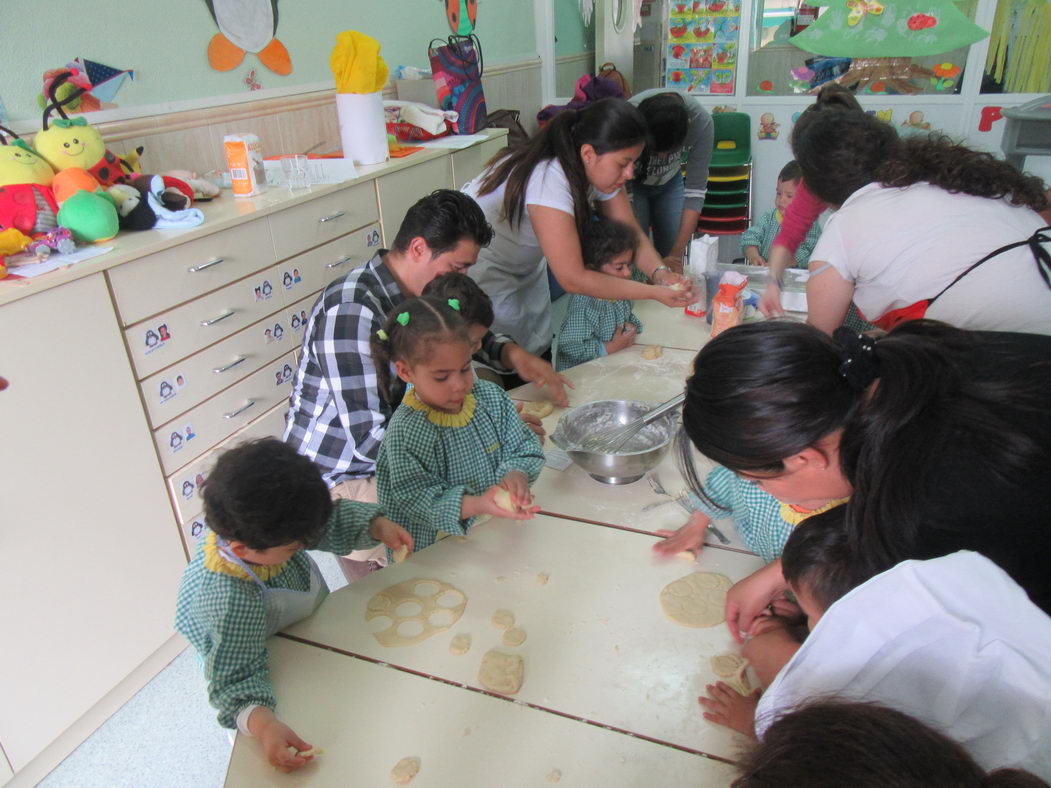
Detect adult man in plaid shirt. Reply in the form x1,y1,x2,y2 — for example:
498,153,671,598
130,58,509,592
285,190,567,578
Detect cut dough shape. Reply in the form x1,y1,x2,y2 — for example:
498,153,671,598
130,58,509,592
537,572,550,585
521,400,555,419
502,626,527,647
710,653,754,696
547,768,563,782
478,649,525,694
391,544,409,563
390,755,421,783
659,572,732,628
365,578,467,647
640,344,663,360
491,609,515,630
450,632,471,655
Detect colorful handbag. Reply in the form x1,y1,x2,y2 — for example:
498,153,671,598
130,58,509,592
428,35,488,134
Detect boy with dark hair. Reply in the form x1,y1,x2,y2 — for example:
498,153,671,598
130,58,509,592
175,438,412,773
741,159,822,268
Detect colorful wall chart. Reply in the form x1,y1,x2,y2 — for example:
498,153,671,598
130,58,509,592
666,0,741,95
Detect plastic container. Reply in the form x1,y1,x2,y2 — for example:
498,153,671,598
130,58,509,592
336,92,389,165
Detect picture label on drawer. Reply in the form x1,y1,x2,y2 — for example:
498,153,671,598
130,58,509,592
263,320,287,344
143,322,173,355
254,277,275,302
275,362,295,386
367,228,381,247
189,516,208,541
157,372,188,405
290,309,309,335
180,470,207,501
281,267,304,293
168,423,198,455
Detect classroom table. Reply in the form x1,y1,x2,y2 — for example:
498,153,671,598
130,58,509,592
630,299,712,352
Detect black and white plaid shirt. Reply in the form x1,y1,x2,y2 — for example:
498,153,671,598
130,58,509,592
284,251,512,486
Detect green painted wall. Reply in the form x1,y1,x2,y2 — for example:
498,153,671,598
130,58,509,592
0,0,537,124
555,0,593,56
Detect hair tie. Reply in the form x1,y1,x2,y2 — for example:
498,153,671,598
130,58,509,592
833,328,880,390
447,298,460,312
375,328,388,341
396,312,410,326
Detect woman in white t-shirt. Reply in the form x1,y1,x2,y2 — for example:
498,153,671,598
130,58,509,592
462,99,694,356
796,111,1051,336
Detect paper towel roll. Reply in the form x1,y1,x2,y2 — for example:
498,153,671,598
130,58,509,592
336,92,389,165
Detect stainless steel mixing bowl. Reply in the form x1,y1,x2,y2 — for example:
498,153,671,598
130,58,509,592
550,399,678,485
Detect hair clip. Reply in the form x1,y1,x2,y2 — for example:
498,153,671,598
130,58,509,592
396,312,410,326
376,329,388,341
447,298,460,311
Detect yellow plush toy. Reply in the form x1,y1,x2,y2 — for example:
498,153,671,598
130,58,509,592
0,133,59,237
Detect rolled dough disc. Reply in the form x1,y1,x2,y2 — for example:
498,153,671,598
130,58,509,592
502,626,527,647
365,578,467,647
640,345,663,360
659,572,732,628
450,632,471,655
491,609,515,629
478,649,525,694
521,400,555,419
390,755,421,783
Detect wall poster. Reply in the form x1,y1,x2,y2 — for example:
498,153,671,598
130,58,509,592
666,0,742,94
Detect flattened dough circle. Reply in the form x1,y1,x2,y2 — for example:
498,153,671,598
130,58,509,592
478,649,525,694
640,344,663,360
390,755,421,783
659,572,732,628
521,400,555,419
450,632,471,655
491,609,515,629
502,626,527,647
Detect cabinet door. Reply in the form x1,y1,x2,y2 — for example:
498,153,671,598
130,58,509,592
376,157,455,246
0,275,184,771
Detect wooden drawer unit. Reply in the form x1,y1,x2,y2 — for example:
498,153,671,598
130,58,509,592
275,223,381,307
376,157,454,245
108,219,275,326
153,352,297,475
167,402,289,526
269,180,378,261
125,265,286,380
284,291,321,349
138,304,298,427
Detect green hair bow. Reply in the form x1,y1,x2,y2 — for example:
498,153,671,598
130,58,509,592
396,312,410,326
376,329,389,341
447,299,460,311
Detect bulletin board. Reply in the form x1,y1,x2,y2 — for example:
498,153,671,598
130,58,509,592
665,0,743,94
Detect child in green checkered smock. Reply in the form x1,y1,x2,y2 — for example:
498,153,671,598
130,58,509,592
741,161,822,269
652,465,848,563
175,438,412,773
556,215,644,371
373,295,545,556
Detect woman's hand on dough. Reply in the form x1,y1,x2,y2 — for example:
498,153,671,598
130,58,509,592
248,708,313,773
661,255,685,274
653,512,709,556
652,277,698,308
370,516,414,555
698,682,760,738
758,281,784,317
514,403,546,444
725,560,789,644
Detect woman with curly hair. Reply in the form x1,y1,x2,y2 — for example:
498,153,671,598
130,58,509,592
794,111,1051,335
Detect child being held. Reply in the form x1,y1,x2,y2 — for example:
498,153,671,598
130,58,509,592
741,161,821,269
175,438,413,772
555,215,644,371
374,294,545,555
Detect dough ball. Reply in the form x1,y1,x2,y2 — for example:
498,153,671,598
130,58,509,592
478,649,525,694
521,400,555,419
659,572,732,628
502,626,527,647
390,755,421,783
493,487,517,513
391,544,409,563
537,572,550,585
450,632,471,655
491,609,515,629
640,344,663,360
297,746,323,758
668,282,687,292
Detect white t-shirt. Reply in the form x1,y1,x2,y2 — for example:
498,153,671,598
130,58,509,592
756,552,1051,779
463,158,617,354
810,182,1051,334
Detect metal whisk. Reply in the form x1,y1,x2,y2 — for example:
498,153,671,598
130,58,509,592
580,392,685,454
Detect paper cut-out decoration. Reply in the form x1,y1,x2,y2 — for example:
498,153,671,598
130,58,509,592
712,105,737,114
444,0,478,36
37,60,135,115
985,0,1051,94
846,0,884,28
244,69,262,91
901,110,931,130
978,105,1004,132
205,0,291,75
757,80,775,93
930,62,960,91
757,112,780,140
868,108,893,123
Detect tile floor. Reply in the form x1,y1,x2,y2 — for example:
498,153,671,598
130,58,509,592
39,552,348,787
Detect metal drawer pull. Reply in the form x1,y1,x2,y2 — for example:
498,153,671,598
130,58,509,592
200,310,235,327
318,211,346,223
325,255,354,269
187,257,225,273
212,356,247,374
223,400,256,419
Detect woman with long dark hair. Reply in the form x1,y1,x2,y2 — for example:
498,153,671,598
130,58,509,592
678,319,1051,635
463,98,693,357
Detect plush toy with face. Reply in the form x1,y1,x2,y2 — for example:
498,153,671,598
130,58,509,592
0,133,60,237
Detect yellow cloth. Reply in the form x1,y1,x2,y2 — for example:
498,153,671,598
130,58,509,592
402,387,478,427
779,498,850,527
330,31,389,94
202,531,289,582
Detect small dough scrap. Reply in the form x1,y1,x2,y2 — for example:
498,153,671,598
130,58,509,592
537,572,550,585
297,746,323,758
640,344,663,360
521,400,555,419
547,768,563,782
390,755,421,783
491,609,515,629
391,545,409,563
659,572,732,628
493,487,517,513
450,632,472,655
502,626,527,647
478,649,525,694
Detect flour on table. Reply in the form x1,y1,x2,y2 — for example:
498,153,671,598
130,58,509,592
365,579,467,647
640,345,663,360
478,649,525,694
390,755,421,783
502,626,527,647
659,572,732,628
710,653,754,695
491,609,515,629
521,400,555,419
450,632,472,655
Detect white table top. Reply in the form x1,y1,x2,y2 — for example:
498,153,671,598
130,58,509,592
226,638,739,787
283,514,764,760
631,299,713,352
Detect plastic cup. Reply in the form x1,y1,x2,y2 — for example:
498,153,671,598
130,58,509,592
280,154,311,190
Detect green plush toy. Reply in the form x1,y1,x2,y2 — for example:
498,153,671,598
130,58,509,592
57,190,119,243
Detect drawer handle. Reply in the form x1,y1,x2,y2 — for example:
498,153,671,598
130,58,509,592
200,310,236,327
318,211,346,223
213,356,247,374
223,400,256,419
325,255,354,269
187,257,225,273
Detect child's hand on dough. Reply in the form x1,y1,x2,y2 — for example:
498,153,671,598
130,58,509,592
500,470,534,509
370,516,414,555
248,708,314,773
698,682,761,738
653,511,710,556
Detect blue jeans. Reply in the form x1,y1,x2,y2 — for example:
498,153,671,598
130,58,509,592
631,175,685,258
